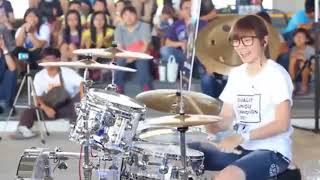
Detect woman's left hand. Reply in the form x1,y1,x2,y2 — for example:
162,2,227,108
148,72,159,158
216,134,243,154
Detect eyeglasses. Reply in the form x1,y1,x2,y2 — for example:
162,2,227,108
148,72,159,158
229,36,258,47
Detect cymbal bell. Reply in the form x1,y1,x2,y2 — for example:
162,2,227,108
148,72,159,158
136,89,222,115
39,60,137,72
146,114,221,128
73,47,153,60
196,14,281,75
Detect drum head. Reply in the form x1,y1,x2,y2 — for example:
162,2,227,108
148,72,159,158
89,88,145,109
136,126,209,145
132,142,203,159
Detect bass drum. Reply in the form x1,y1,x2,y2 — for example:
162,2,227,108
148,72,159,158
16,148,52,180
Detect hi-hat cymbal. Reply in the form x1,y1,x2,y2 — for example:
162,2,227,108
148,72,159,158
196,14,281,75
136,89,222,115
146,114,221,128
39,60,137,72
73,47,153,60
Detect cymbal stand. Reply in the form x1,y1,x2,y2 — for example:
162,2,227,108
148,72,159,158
81,67,93,180
105,43,121,92
176,71,188,180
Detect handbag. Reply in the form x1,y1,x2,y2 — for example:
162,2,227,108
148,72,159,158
42,68,71,109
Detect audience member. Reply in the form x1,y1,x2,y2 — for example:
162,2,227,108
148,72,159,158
10,47,83,140
62,0,86,27
81,11,114,49
0,26,16,115
80,0,92,17
289,28,315,95
114,6,153,93
59,10,82,61
86,0,111,27
199,0,217,22
14,8,50,69
131,0,155,25
0,0,15,30
112,0,127,26
38,0,63,47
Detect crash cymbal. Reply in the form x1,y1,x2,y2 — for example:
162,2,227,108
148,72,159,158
39,60,137,72
136,89,222,115
146,114,221,128
73,47,153,60
196,14,281,75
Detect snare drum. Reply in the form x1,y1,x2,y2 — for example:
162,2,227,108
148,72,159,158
70,88,145,153
136,125,209,145
16,148,52,180
122,142,204,179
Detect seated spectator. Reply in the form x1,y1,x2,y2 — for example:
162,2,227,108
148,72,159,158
61,0,87,28
283,0,316,47
199,0,217,22
112,0,127,27
10,48,83,139
0,0,15,30
156,5,176,39
114,6,153,93
59,10,83,61
80,0,92,17
38,0,63,47
14,8,50,69
131,0,155,25
81,11,114,49
0,26,16,115
86,0,111,27
288,28,315,95
82,11,114,80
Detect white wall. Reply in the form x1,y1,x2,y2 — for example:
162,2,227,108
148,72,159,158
272,0,305,13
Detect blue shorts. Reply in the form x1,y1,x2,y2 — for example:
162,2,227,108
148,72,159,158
188,142,290,180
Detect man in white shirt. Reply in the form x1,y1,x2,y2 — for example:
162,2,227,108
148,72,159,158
11,48,84,139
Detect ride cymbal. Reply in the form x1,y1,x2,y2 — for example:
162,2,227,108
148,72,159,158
136,89,222,115
39,60,137,72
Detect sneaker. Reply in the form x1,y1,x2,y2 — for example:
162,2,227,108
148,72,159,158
10,126,38,140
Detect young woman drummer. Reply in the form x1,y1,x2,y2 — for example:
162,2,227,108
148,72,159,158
189,14,294,180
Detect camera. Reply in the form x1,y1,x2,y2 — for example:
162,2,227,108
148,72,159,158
18,52,29,61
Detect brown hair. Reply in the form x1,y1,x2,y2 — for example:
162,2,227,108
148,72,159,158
229,15,270,58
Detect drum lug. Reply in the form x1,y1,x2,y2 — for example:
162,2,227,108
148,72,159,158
159,158,169,174
195,164,205,176
170,166,180,179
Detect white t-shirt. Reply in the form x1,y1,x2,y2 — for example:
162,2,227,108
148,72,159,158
15,23,50,48
219,60,294,160
34,67,82,98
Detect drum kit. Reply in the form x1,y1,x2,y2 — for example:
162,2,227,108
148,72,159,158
17,14,282,179
16,44,222,180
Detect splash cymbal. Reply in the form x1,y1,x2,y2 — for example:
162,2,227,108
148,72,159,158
196,14,281,75
136,89,222,115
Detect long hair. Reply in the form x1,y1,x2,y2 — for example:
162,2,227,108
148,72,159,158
63,10,82,47
90,11,108,48
23,8,42,33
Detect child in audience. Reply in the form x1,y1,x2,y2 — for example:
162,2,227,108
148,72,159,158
289,28,315,95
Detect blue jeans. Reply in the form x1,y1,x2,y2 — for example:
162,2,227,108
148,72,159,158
197,62,227,98
114,59,153,90
0,59,17,107
160,46,185,70
188,142,290,180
